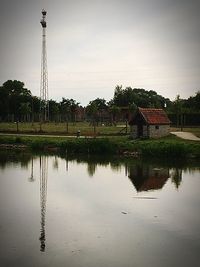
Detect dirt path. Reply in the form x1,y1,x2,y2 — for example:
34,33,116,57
171,132,200,141
0,132,95,138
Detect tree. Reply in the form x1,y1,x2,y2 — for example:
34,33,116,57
86,101,98,135
112,85,171,108
60,98,71,132
0,85,9,120
49,100,60,123
184,91,200,112
86,98,108,124
19,102,31,122
0,80,32,121
31,96,40,122
69,99,79,124
108,105,121,125
90,98,107,110
173,95,183,129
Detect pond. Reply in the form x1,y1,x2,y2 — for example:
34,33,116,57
0,150,200,267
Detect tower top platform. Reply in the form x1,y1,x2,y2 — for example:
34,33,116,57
42,9,47,16
41,9,47,28
40,19,47,28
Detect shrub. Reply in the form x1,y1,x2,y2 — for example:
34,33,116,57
59,138,117,154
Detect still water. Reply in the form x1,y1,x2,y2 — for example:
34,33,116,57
0,150,200,267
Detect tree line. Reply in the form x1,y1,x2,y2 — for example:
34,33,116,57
0,80,199,125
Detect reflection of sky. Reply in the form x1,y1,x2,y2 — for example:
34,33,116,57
0,155,200,266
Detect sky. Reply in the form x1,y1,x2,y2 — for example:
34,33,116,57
0,0,199,106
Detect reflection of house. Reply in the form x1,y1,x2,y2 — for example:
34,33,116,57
129,108,171,138
128,165,169,192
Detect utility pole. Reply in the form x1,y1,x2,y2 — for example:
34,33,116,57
40,9,49,122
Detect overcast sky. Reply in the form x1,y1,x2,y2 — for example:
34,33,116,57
0,0,199,105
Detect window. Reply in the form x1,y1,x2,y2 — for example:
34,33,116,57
155,125,159,130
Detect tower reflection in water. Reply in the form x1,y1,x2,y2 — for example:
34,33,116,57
39,156,48,252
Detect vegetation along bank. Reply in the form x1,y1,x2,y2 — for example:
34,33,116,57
0,134,199,159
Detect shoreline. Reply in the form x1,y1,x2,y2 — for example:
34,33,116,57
0,134,199,159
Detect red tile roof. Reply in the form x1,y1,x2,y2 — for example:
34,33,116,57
138,175,168,191
139,108,171,125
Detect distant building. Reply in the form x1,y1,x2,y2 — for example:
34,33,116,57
129,108,171,139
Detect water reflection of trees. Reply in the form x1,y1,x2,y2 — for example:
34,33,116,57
0,150,32,170
67,155,125,177
87,163,97,177
62,156,186,190
86,158,123,177
110,162,122,172
28,157,35,182
53,156,59,170
74,155,112,177
170,168,182,189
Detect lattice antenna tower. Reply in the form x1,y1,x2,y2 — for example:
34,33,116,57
40,9,49,121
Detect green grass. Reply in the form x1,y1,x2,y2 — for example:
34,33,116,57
1,123,199,138
0,122,128,136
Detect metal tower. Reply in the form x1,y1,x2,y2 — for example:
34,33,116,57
40,9,49,121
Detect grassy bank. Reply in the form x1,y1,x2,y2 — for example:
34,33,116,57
1,122,200,137
0,134,199,159
0,122,127,136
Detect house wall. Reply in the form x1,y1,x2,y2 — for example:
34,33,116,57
130,125,149,138
130,124,170,138
149,125,170,138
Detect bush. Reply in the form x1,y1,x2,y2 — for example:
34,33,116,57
15,137,22,143
59,138,117,154
138,141,191,158
0,135,199,159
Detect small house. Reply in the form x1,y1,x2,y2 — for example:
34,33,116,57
129,108,171,139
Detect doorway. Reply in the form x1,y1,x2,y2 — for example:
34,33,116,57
137,123,143,137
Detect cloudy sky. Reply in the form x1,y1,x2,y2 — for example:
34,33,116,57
0,0,199,105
